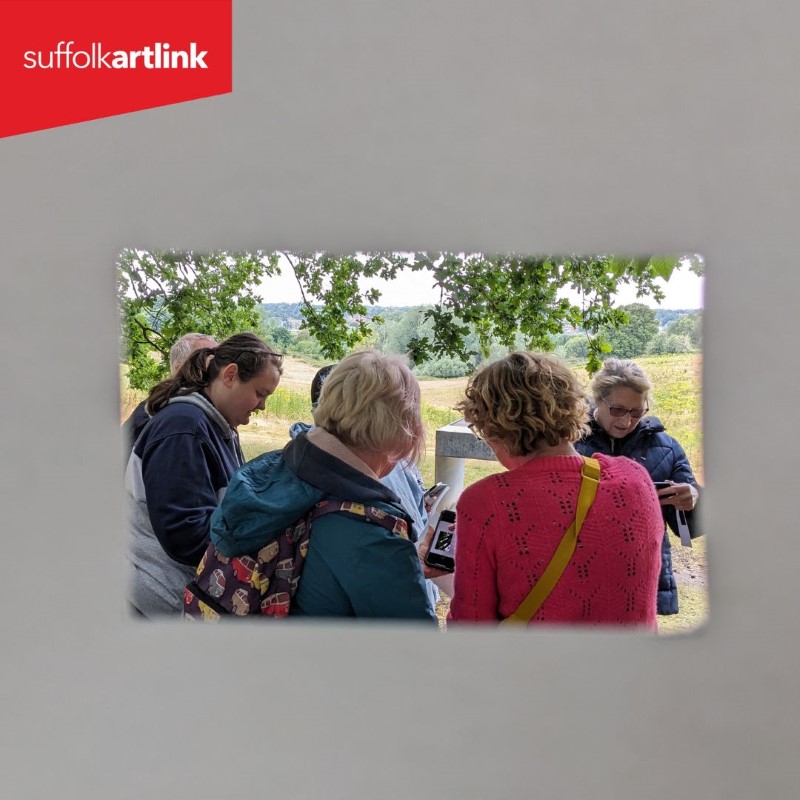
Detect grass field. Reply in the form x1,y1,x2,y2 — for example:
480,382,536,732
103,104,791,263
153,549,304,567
121,351,706,634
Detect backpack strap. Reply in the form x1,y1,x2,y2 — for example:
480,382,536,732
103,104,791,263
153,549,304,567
183,499,411,621
308,499,410,540
500,456,601,626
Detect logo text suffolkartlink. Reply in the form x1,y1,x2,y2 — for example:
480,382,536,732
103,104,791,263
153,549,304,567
2,0,231,137
23,42,209,70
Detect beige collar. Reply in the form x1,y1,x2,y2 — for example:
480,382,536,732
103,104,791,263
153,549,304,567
306,427,381,480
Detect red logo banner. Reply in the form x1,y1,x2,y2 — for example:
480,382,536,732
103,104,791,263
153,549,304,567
0,0,232,138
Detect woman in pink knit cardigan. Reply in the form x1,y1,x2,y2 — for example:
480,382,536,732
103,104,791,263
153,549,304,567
448,352,664,628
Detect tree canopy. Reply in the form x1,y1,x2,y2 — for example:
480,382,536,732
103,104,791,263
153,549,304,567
118,248,703,388
599,303,660,359
664,311,702,348
118,249,280,388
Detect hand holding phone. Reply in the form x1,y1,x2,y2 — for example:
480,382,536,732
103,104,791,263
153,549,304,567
654,480,678,507
654,481,693,547
423,509,456,573
423,482,450,514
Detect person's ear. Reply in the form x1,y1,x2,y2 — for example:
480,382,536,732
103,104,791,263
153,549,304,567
220,362,239,387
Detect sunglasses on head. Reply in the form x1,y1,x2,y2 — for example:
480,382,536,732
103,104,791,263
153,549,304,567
602,397,648,419
234,348,284,367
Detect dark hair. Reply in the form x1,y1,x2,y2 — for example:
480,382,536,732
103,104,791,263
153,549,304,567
310,364,336,407
147,332,283,414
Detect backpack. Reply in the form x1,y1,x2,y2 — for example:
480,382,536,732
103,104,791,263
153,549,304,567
183,499,409,621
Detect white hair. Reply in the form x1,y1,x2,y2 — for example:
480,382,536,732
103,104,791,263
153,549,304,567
168,333,216,373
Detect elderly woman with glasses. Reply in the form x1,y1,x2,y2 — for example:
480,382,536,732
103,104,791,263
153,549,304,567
448,352,664,628
575,358,702,616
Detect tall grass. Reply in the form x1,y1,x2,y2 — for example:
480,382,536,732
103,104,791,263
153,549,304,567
421,403,461,430
265,387,314,424
120,353,702,484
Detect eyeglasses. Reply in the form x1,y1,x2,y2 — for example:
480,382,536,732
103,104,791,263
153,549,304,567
602,397,648,419
467,423,483,440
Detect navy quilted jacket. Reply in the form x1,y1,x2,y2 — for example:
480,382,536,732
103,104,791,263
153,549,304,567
575,415,702,615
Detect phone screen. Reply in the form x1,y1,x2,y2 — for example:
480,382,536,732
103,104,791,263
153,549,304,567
425,511,456,572
423,482,449,502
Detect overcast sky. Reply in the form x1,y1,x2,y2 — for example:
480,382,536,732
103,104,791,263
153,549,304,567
258,257,704,310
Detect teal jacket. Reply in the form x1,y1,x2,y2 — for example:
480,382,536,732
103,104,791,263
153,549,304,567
210,430,436,623
289,421,440,610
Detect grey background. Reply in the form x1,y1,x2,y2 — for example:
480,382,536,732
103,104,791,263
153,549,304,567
1,1,795,797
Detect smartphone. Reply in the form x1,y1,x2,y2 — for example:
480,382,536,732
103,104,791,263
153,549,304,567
424,509,456,573
423,482,449,505
653,481,672,491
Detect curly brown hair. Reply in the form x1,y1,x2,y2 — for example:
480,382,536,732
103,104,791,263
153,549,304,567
455,351,589,456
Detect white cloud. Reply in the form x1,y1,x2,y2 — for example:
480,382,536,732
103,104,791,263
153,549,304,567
257,255,704,310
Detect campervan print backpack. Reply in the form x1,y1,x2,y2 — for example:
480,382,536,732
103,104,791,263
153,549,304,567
183,499,409,621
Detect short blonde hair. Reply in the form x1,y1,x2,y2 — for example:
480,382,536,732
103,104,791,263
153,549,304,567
590,359,652,405
313,349,424,463
456,351,589,456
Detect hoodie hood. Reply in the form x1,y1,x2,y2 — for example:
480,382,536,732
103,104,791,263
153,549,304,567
168,392,236,439
289,421,312,439
210,429,404,557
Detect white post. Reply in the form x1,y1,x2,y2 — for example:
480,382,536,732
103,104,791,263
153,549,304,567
431,419,497,599
434,420,497,509
434,454,465,511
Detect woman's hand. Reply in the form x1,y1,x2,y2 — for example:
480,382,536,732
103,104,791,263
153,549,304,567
657,482,698,512
418,525,453,580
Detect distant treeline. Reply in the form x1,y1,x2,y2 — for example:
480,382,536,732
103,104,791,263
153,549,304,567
261,302,698,330
652,308,699,328
260,302,702,379
260,302,395,328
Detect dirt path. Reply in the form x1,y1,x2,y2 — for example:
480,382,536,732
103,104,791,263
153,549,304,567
671,537,707,588
277,356,327,392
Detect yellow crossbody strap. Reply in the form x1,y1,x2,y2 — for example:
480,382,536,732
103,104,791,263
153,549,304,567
500,456,601,627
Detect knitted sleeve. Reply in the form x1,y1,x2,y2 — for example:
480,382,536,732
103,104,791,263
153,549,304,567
448,480,500,623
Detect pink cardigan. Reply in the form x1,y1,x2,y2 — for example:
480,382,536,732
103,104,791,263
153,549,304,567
449,453,664,628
